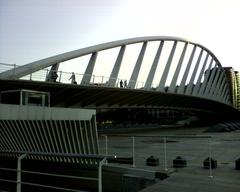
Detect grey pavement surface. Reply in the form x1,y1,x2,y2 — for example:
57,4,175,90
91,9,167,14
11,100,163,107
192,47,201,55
99,126,240,192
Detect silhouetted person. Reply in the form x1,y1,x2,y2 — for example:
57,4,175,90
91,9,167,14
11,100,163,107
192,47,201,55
51,71,58,82
120,80,123,88
69,72,77,84
124,80,127,88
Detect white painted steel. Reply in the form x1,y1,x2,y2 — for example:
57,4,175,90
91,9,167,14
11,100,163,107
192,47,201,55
108,45,126,87
0,36,231,106
0,36,222,79
81,52,98,85
215,73,226,101
208,67,221,98
98,157,107,192
16,154,27,192
128,42,148,89
185,49,203,95
203,65,218,98
198,58,214,96
214,69,226,101
192,53,209,96
144,41,164,90
178,45,197,94
169,42,188,93
158,41,177,92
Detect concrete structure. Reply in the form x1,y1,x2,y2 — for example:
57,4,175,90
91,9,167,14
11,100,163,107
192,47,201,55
0,91,102,191
223,67,240,109
0,90,99,162
235,71,240,109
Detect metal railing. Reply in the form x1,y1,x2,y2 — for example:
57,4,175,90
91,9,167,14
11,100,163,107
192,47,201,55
0,151,110,192
0,63,156,89
0,63,230,104
99,134,215,178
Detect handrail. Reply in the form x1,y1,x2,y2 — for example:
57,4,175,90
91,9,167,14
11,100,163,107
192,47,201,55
101,134,212,138
0,151,109,192
0,150,114,159
0,63,152,88
0,62,231,105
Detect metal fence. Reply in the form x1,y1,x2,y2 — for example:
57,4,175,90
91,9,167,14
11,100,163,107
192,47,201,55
99,134,217,178
0,63,156,89
0,151,108,192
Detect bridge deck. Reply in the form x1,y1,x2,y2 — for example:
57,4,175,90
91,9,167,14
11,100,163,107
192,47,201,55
0,79,239,119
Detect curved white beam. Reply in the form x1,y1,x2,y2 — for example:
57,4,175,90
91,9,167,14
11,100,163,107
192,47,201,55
0,36,222,79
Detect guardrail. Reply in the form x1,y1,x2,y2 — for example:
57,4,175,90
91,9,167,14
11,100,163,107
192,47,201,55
99,134,215,178
0,151,111,192
0,63,157,89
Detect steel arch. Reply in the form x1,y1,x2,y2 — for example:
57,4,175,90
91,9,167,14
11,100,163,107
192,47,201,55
0,36,231,106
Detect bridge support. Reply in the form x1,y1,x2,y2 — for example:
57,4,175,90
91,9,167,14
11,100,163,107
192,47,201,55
203,65,218,98
178,45,196,94
198,58,214,96
185,49,203,95
157,41,177,92
169,42,188,93
81,52,98,85
108,45,126,87
208,67,221,98
144,41,164,90
128,42,147,89
192,54,209,96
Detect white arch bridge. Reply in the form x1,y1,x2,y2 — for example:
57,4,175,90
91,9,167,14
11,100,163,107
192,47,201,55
0,36,238,118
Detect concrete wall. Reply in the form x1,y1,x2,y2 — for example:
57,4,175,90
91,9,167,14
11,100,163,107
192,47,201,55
0,104,95,120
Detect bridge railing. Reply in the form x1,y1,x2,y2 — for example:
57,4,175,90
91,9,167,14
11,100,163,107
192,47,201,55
0,63,214,96
0,151,110,192
99,134,219,178
0,63,17,74
0,63,229,105
0,63,153,89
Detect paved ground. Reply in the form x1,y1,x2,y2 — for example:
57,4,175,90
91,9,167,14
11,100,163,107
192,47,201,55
99,126,240,192
141,168,240,192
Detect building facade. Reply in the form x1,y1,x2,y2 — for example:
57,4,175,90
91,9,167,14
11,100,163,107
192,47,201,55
235,71,240,109
223,67,240,110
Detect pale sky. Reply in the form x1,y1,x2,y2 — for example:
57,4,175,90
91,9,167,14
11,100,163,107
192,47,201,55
0,0,240,74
